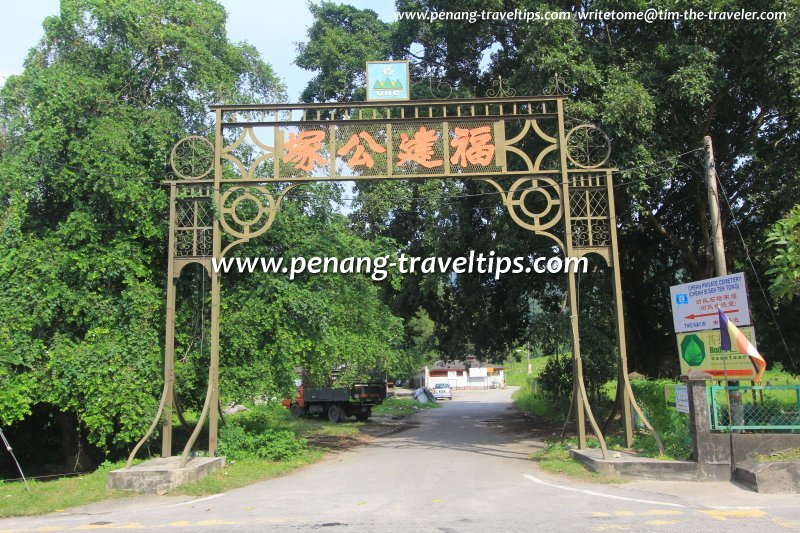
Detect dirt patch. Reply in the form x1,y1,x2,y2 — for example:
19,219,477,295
307,415,422,453
360,415,422,437
483,406,561,439
306,433,373,451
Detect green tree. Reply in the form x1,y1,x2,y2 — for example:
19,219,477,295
401,307,439,376
295,2,394,101
0,0,282,454
296,0,800,374
767,205,800,302
215,190,406,396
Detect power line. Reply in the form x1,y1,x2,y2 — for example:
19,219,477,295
714,176,795,370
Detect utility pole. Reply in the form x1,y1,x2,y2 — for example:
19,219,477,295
704,135,741,472
704,136,727,277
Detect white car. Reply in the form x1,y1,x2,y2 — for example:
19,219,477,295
432,383,452,400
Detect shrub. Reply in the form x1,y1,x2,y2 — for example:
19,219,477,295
218,406,307,461
630,379,692,459
512,380,567,420
218,424,306,461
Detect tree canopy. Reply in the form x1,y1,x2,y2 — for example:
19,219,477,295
767,204,800,302
0,0,411,465
296,0,800,374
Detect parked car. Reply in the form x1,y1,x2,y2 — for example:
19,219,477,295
432,383,452,400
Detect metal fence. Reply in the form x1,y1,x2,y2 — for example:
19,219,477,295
710,385,800,431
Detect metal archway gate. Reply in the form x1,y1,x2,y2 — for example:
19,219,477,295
127,85,663,469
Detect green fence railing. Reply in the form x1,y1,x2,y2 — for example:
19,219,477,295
710,385,800,431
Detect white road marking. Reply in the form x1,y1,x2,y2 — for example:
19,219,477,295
523,474,686,508
167,493,225,507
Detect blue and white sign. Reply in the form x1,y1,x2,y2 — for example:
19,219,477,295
668,272,751,333
366,61,410,101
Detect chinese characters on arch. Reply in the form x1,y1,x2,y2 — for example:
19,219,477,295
236,122,506,179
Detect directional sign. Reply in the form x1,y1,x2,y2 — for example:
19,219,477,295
676,326,758,380
669,272,751,333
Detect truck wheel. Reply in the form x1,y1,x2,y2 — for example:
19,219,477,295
327,404,342,423
290,403,303,418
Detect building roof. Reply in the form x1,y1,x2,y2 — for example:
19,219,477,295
428,359,504,371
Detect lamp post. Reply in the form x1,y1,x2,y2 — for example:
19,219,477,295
514,345,533,376
526,341,532,375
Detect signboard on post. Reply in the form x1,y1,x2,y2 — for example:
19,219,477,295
665,385,689,413
366,60,410,101
669,272,751,333
676,326,758,380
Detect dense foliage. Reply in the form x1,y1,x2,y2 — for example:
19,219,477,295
214,196,406,398
0,0,283,452
296,0,800,375
0,0,415,469
629,380,692,459
767,204,800,302
217,408,307,461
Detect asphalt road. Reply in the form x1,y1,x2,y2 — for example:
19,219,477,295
2,388,800,532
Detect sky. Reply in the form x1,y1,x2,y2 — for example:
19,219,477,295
0,0,398,100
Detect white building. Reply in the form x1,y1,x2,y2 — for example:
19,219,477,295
419,356,505,390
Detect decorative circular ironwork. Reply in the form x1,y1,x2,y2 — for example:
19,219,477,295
219,186,278,241
505,177,563,233
427,77,453,99
486,76,516,98
171,136,214,180
565,125,611,169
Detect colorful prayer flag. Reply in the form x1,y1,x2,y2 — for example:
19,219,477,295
718,307,766,382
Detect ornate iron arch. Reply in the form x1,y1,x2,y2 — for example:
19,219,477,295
127,84,664,469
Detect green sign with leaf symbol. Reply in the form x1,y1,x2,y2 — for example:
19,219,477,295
680,334,706,366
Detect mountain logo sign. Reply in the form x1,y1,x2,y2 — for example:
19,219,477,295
366,61,410,101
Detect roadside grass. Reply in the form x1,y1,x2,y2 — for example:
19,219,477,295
0,461,129,518
516,362,799,462
0,398,431,517
513,380,692,461
757,447,800,463
373,397,439,417
266,407,364,439
530,441,625,484
504,355,549,386
173,451,324,497
760,367,800,386
711,367,800,407
511,386,564,420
